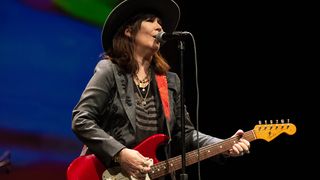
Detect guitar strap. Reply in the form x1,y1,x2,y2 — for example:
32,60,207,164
155,74,176,180
155,74,171,122
155,73,172,142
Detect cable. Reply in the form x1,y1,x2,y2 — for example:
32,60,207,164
184,32,201,180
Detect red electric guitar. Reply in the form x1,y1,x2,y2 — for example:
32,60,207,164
67,121,297,180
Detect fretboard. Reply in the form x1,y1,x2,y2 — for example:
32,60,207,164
148,130,256,179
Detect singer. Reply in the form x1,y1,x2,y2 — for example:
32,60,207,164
70,0,251,179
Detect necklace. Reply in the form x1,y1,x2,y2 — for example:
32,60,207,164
138,76,149,89
135,70,151,90
135,82,151,106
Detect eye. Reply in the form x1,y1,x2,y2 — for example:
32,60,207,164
156,18,163,26
145,18,154,22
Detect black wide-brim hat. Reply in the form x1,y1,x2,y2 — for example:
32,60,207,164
101,0,180,51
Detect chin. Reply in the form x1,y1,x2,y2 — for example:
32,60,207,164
152,43,160,51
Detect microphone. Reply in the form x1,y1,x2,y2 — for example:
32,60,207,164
155,31,189,44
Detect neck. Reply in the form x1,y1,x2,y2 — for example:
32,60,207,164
135,57,151,76
134,50,153,66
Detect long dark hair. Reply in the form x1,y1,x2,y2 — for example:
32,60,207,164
102,14,170,75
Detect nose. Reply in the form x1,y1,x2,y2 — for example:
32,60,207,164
154,21,163,32
155,25,162,32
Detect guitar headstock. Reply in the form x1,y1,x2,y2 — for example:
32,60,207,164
253,119,297,142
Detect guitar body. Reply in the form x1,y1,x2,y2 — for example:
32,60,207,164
67,134,169,180
67,154,106,180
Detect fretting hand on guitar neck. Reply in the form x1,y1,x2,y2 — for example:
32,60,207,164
67,121,296,180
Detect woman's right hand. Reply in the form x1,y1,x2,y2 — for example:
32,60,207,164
117,148,151,179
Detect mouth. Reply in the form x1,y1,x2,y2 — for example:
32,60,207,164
153,35,160,44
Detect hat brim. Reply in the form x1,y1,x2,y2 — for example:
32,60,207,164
101,0,180,51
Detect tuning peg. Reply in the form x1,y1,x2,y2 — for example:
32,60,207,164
269,120,273,130
264,120,267,124
281,119,284,124
258,120,262,130
287,119,290,123
276,119,279,124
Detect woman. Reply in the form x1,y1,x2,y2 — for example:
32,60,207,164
72,0,250,179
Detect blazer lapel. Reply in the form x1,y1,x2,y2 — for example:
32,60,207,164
112,66,136,132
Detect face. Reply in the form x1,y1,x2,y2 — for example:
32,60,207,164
127,17,163,54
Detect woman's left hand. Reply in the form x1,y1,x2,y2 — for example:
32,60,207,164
226,129,251,157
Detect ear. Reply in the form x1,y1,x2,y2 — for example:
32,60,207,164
124,27,132,38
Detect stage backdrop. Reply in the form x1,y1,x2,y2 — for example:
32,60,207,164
0,0,119,179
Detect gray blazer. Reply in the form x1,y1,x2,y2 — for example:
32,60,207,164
72,59,222,166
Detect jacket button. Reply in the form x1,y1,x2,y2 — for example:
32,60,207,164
126,97,132,106
112,106,118,112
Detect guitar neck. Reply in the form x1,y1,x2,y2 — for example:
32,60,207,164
148,130,256,179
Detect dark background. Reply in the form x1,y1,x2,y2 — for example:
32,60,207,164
162,0,312,179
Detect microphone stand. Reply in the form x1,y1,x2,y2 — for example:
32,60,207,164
178,40,188,180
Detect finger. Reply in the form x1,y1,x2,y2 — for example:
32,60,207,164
136,166,146,174
232,146,240,155
240,139,250,153
238,141,249,152
138,169,147,179
234,129,244,137
228,149,234,155
233,143,243,153
141,158,153,169
143,157,152,166
130,170,139,179
236,143,249,155
136,151,146,159
125,166,137,176
141,160,149,167
143,166,151,173
142,165,151,172
240,139,250,148
133,170,145,179
137,156,150,167
139,168,145,174
137,164,149,173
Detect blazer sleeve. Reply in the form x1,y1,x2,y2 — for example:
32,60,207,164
71,60,125,165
